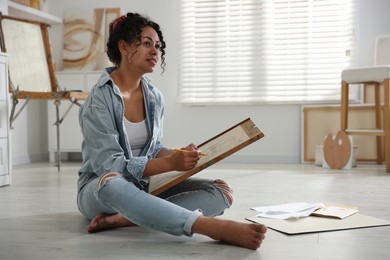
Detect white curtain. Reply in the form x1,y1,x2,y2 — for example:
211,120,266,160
178,0,356,104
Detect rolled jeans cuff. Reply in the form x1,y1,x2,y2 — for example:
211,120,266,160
183,209,203,236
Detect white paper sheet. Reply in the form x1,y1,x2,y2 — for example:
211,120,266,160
251,202,324,220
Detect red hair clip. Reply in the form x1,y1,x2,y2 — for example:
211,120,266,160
112,15,126,29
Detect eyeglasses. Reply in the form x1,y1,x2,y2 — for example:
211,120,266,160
141,37,162,52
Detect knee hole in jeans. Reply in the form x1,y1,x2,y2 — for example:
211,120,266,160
97,172,121,189
213,179,234,206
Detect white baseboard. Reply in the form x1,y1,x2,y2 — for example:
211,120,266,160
12,152,49,166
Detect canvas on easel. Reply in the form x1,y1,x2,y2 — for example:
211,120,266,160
0,14,56,96
149,118,264,195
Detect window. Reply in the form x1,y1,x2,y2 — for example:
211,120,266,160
178,0,356,104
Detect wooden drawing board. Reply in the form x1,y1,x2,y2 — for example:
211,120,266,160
246,213,390,235
149,118,264,195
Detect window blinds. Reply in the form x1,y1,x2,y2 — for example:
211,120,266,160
178,0,356,104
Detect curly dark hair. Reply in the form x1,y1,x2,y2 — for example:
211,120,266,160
107,13,166,72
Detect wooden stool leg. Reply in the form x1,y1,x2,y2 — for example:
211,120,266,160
384,78,390,172
341,81,349,131
374,83,383,164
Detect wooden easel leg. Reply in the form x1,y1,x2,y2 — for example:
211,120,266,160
341,81,349,131
9,96,30,130
54,99,61,172
51,97,82,172
374,83,383,164
383,78,390,172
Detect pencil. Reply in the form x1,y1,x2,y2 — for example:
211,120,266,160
174,149,207,156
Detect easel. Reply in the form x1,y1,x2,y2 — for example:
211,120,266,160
0,14,88,171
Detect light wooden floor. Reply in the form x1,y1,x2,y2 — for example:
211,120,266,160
1,161,389,260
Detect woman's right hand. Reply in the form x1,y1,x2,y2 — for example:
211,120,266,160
170,150,200,171
143,147,202,177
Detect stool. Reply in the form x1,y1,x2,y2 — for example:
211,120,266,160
341,35,390,172
341,68,390,171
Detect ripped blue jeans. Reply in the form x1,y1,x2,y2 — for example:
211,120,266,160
77,174,232,236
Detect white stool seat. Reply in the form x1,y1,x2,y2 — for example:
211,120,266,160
342,65,390,84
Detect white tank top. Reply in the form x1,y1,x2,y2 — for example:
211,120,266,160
123,117,149,157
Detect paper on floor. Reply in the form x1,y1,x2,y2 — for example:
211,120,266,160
251,202,325,220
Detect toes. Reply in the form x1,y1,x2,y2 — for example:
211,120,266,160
261,224,267,233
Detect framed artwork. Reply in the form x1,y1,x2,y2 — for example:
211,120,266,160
62,8,120,71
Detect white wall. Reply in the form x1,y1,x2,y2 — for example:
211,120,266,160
8,0,390,165
356,0,390,66
10,100,49,164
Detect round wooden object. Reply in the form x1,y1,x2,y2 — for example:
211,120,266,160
323,130,351,169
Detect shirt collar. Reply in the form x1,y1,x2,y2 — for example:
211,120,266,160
96,67,153,88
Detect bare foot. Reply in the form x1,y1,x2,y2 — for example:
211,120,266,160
88,213,135,233
192,216,267,250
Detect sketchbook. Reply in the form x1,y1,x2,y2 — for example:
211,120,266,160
148,118,264,195
311,205,359,219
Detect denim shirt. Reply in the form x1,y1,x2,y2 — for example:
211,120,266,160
77,67,166,192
